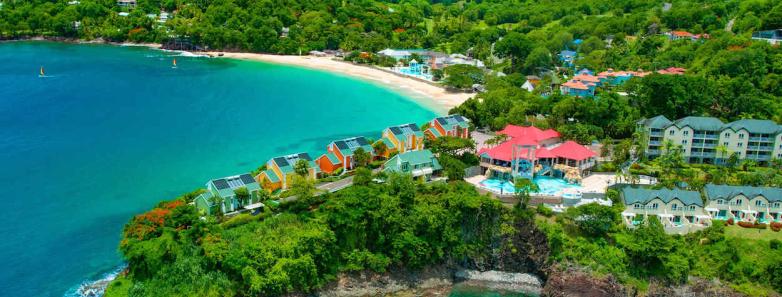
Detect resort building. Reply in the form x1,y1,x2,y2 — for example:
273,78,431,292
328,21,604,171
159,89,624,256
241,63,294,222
664,30,709,41
704,184,782,223
424,114,470,140
478,125,596,182
194,174,262,215
256,153,319,191
558,50,576,67
560,80,594,97
116,0,136,7
382,149,442,180
619,186,710,232
378,123,425,158
315,136,375,174
521,75,540,92
752,29,782,45
637,115,782,165
656,67,686,75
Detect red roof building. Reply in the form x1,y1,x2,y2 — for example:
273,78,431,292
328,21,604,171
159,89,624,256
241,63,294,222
478,125,597,181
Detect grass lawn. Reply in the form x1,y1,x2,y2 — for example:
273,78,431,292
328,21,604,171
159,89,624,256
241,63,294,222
725,225,782,241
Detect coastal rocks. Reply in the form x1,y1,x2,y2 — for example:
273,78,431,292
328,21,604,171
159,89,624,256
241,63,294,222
541,266,625,297
645,278,753,297
310,265,454,297
455,269,543,295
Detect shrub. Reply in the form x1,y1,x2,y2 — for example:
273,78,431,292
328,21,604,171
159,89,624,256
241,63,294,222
737,221,754,228
770,239,781,250
754,223,768,229
537,204,553,217
727,218,735,225
770,222,782,232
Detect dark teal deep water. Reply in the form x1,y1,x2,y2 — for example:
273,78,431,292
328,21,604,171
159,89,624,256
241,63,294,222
0,42,439,297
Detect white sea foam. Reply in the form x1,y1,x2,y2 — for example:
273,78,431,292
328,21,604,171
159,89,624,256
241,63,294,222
63,264,126,297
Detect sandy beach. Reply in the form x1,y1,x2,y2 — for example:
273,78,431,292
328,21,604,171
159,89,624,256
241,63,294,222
205,52,474,113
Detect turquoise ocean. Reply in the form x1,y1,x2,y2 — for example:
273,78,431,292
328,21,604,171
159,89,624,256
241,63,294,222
0,41,522,297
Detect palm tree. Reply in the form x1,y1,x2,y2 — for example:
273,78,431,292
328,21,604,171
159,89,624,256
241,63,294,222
373,141,388,159
715,145,729,166
514,177,540,209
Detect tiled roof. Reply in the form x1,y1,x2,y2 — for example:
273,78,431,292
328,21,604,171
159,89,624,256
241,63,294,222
498,125,560,143
704,184,782,202
562,80,589,90
621,186,703,206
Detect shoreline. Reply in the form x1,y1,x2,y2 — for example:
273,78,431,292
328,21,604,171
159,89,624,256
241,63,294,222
204,52,473,114
2,37,470,114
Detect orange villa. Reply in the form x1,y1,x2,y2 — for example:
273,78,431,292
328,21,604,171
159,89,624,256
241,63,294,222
315,136,375,174
256,152,319,191
378,123,425,158
425,114,470,140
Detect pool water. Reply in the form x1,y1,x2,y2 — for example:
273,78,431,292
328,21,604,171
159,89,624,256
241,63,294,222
397,67,433,80
479,176,583,197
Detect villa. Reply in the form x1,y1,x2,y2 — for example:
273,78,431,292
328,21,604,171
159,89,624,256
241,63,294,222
521,75,540,92
637,115,782,165
256,153,319,191
477,125,596,182
560,80,594,97
619,186,710,232
316,136,375,174
558,50,577,67
704,184,782,223
424,114,470,140
383,149,442,180
752,29,782,45
116,0,136,7
378,123,425,158
664,30,709,41
193,174,262,215
656,67,686,75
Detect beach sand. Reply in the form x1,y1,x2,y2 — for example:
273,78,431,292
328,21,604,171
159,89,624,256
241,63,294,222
205,52,474,113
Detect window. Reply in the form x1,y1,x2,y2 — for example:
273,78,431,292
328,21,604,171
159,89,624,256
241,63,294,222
717,199,725,205
683,131,689,136
651,203,659,209
689,205,696,211
774,202,781,208
724,133,731,138
682,140,688,145
671,204,679,210
737,143,743,148
723,142,729,146
739,133,745,139
735,199,743,205
634,203,643,209
756,200,765,207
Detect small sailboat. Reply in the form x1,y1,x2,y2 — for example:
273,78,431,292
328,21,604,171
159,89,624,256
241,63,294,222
172,58,177,69
39,66,46,77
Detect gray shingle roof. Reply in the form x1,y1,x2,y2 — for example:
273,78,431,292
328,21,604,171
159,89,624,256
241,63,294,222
621,186,703,206
638,115,672,129
672,116,725,131
722,119,782,134
704,184,782,202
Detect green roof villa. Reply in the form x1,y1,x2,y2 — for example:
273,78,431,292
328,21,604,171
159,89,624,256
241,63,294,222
619,185,710,234
256,152,319,192
383,149,442,181
378,123,425,158
637,115,782,165
704,184,782,223
194,173,262,215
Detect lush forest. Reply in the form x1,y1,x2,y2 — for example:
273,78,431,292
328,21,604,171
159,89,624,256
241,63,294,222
105,173,547,296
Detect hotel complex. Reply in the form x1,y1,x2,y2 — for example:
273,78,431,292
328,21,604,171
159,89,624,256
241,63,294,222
637,115,782,165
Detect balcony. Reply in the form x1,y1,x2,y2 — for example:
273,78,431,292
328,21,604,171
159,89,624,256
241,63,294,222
689,152,716,158
749,136,773,142
693,133,719,140
649,140,662,146
647,149,661,155
650,131,663,137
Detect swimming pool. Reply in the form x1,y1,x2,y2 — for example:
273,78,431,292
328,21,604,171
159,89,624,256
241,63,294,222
397,67,433,80
479,176,584,197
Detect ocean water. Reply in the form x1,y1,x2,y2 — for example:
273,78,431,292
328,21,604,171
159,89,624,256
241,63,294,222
0,41,439,297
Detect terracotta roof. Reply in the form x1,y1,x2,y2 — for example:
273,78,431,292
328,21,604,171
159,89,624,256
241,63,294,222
549,141,596,161
671,31,694,37
562,80,589,90
479,143,556,162
572,73,601,83
657,67,686,75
